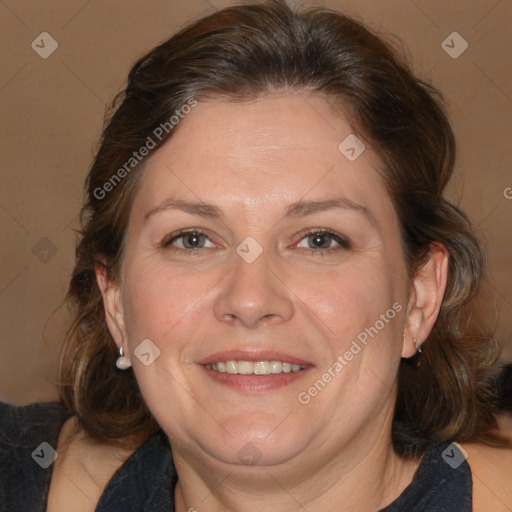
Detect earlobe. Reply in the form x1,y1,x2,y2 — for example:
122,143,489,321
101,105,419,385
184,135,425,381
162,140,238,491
95,262,127,353
401,243,449,358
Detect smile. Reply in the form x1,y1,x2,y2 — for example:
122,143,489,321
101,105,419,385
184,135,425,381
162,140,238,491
205,360,307,375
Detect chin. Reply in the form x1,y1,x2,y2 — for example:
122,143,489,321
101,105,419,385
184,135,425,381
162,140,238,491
197,415,310,467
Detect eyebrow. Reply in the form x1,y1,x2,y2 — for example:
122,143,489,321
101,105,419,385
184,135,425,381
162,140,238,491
285,198,375,225
144,197,376,225
144,199,222,223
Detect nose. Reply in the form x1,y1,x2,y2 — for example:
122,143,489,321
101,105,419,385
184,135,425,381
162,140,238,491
213,248,294,328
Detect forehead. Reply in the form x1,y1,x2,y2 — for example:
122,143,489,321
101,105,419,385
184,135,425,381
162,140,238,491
132,93,396,225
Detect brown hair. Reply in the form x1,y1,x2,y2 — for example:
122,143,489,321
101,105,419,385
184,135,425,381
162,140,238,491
59,0,501,454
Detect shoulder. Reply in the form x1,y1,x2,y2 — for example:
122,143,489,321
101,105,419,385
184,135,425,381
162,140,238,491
47,422,167,511
460,439,512,512
47,417,136,512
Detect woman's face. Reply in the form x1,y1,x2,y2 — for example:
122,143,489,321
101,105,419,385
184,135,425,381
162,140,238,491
107,92,415,468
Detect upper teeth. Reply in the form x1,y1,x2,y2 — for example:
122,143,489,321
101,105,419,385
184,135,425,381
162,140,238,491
205,360,306,375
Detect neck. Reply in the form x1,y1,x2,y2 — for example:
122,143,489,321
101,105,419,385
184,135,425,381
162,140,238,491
172,409,421,512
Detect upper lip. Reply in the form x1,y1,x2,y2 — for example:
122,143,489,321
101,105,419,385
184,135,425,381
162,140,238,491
197,349,313,366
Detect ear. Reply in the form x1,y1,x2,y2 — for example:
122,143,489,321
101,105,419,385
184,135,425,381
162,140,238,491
402,243,449,358
95,261,129,358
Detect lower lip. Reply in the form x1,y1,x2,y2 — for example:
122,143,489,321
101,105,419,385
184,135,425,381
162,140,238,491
200,365,312,392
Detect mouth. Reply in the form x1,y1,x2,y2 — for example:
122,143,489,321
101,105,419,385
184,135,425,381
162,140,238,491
198,350,313,392
205,360,306,375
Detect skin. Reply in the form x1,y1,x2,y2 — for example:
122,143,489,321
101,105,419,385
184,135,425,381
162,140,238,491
95,91,450,512
46,418,133,511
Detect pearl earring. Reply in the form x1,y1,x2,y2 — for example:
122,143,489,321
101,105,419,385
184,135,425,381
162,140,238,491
116,346,132,370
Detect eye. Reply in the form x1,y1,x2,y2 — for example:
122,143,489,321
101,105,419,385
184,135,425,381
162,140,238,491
296,229,350,253
163,230,216,251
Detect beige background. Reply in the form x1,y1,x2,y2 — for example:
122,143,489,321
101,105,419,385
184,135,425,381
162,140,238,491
1,0,511,404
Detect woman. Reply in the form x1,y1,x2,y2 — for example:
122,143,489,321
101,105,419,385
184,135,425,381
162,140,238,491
1,1,511,511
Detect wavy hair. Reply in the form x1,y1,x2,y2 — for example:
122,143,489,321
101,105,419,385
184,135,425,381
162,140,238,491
58,0,501,454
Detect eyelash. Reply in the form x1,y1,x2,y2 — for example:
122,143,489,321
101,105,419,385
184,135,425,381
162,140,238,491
161,230,215,255
296,228,351,256
162,228,351,257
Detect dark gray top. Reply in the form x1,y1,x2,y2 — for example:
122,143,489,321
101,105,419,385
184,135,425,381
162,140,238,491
0,401,472,511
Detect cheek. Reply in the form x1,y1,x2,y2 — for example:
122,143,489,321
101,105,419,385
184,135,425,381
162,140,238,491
294,258,403,345
122,259,218,340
